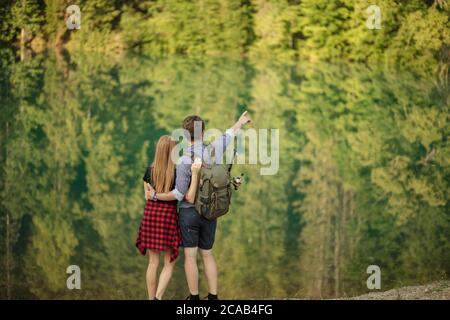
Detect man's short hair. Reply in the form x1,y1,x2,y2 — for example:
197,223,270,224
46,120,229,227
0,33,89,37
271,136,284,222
182,115,205,141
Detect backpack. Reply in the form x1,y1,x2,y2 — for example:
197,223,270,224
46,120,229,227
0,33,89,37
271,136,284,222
191,145,236,220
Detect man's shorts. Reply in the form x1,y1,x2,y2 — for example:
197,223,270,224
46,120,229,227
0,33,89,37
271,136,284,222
179,207,217,250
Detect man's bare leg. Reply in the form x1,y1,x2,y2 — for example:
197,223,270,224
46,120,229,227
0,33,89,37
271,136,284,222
200,248,218,295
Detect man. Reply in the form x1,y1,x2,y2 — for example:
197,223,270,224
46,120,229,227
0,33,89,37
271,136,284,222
149,111,251,300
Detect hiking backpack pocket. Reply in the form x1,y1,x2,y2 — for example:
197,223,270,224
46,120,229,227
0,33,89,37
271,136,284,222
195,172,232,220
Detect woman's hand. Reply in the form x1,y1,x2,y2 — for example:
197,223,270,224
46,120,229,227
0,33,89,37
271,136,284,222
145,183,155,201
185,158,202,204
191,158,202,176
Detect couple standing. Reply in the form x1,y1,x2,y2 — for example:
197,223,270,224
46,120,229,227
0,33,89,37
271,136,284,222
135,112,251,300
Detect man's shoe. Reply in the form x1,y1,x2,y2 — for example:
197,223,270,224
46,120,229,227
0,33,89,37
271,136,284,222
207,293,218,300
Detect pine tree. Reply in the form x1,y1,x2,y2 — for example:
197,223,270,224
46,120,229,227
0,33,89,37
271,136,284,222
250,0,301,59
298,0,353,61
12,0,45,41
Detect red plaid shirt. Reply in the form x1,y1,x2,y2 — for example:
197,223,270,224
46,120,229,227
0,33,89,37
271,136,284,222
136,200,182,262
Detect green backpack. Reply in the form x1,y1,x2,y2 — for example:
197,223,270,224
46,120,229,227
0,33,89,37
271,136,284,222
191,146,237,220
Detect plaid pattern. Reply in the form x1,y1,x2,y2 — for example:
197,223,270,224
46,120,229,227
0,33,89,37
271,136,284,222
136,200,182,262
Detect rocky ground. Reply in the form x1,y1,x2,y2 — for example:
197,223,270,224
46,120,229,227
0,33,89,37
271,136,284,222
340,281,450,300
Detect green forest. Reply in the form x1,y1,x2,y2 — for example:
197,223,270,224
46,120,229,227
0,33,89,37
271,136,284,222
0,0,449,299
1,0,450,75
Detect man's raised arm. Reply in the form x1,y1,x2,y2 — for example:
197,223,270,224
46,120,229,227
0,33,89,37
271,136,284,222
209,111,252,160
230,111,252,135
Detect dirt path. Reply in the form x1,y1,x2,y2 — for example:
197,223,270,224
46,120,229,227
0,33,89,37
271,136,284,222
341,281,450,300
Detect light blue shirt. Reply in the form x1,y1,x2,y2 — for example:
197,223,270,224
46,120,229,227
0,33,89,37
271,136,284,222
173,129,234,208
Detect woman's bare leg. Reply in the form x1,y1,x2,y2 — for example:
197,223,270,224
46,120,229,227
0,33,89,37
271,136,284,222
155,249,176,299
146,250,160,300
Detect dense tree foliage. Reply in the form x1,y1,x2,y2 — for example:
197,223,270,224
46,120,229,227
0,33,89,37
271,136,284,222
1,0,449,74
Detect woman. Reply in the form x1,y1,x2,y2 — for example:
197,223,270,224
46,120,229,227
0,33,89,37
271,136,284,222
135,135,201,300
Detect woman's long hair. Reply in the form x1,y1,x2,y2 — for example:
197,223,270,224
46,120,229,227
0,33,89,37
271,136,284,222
151,135,176,193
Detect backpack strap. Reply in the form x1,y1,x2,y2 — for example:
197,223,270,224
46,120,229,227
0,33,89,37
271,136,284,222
227,147,237,173
209,144,216,163
204,143,236,172
190,147,195,164
203,143,215,167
